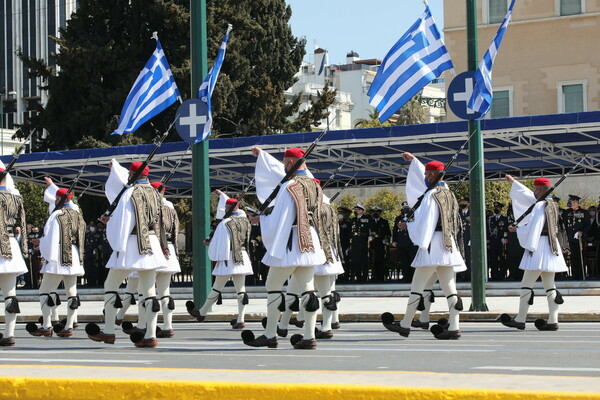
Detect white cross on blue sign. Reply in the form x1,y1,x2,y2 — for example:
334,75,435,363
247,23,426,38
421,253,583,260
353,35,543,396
175,99,209,144
447,71,483,120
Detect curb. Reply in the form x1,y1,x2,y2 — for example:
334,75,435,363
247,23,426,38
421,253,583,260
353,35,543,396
12,312,600,324
0,377,597,400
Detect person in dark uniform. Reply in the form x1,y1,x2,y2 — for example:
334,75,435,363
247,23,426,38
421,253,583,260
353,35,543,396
350,204,370,282
457,196,471,282
505,202,525,281
564,194,590,280
583,205,598,279
337,207,352,281
392,201,417,283
245,206,267,285
487,202,509,281
83,223,100,287
369,206,391,282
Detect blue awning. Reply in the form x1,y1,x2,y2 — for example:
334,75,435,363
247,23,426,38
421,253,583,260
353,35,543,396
2,111,599,198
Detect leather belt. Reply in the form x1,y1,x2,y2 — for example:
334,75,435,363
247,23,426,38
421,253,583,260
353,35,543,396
131,228,156,235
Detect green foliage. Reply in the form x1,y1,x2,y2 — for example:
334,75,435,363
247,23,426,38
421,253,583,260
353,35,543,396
14,182,47,227
332,193,357,213
363,189,405,225
395,94,426,125
288,84,337,133
353,108,393,129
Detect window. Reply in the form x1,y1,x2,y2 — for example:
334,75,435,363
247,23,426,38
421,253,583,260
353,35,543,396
488,0,508,24
490,89,511,118
560,84,584,113
560,0,582,16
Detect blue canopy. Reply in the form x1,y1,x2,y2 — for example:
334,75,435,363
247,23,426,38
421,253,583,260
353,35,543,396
2,111,599,198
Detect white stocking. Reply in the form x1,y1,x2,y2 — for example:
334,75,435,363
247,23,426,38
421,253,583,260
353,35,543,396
103,269,130,335
314,274,335,331
265,267,294,338
116,277,139,321
541,271,560,324
63,275,78,330
138,269,157,339
156,272,174,330
0,274,18,338
419,272,438,323
400,267,436,329
279,275,299,330
231,275,247,323
516,270,541,323
199,275,229,316
38,274,63,329
436,267,460,331
294,267,317,341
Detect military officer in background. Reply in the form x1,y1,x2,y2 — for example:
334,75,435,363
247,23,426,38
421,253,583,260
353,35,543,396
350,204,370,282
392,202,417,283
457,196,471,282
337,207,352,280
369,206,391,282
564,194,590,280
506,202,525,281
488,202,509,281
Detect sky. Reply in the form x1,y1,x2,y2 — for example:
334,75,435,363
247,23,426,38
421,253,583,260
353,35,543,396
286,0,445,65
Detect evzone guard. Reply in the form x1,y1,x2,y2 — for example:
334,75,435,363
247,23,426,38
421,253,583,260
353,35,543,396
0,162,28,346
382,153,466,340
85,160,167,347
500,176,568,331
187,190,253,329
242,147,326,349
27,178,85,338
117,181,181,338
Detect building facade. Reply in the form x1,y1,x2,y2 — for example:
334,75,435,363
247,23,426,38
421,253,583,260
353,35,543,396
1,0,76,154
443,0,600,120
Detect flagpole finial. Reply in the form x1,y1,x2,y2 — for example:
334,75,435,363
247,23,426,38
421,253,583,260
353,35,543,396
151,31,158,41
423,0,429,6
227,24,233,34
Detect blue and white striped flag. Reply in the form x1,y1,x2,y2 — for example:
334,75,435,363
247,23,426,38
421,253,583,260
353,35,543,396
196,24,233,144
368,6,453,123
113,32,181,135
317,50,327,75
468,0,517,118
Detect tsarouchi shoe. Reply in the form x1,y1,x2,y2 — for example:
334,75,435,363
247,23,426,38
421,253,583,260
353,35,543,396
535,319,559,331
241,330,278,348
411,320,430,329
500,313,525,330
290,334,317,349
431,324,461,340
289,317,305,328
381,312,410,337
331,322,341,330
315,329,333,339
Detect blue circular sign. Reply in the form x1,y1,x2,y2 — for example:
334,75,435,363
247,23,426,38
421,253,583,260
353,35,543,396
175,99,209,144
447,71,483,120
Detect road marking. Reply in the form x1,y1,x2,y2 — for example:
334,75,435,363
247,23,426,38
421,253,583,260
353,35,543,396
473,366,600,372
0,358,156,364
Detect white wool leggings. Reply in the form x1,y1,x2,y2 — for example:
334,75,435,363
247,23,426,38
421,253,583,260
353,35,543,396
0,273,18,338
314,275,336,332
38,274,78,330
199,275,247,323
515,270,559,324
265,266,316,340
400,266,460,331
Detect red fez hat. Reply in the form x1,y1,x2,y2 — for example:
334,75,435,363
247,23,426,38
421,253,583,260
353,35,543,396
0,168,4,172
56,188,73,199
534,177,551,186
425,161,444,171
226,198,239,206
129,161,149,175
150,181,165,191
284,148,305,158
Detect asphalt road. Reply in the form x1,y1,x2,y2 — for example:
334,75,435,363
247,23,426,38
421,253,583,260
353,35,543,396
2,321,599,379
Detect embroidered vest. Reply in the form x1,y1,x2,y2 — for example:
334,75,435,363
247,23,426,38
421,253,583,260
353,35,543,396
544,199,561,256
431,187,461,252
286,175,324,253
0,191,27,259
131,184,162,255
56,207,86,265
319,203,338,263
225,214,251,264
161,204,180,257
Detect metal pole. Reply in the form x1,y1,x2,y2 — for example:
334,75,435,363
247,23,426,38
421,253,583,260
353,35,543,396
190,0,211,306
467,0,488,311
0,94,4,156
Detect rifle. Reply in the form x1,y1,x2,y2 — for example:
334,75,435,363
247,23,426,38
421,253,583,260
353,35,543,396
256,128,329,214
511,157,586,227
0,132,34,182
158,145,192,190
329,173,358,203
321,159,349,189
102,124,173,218
51,157,91,213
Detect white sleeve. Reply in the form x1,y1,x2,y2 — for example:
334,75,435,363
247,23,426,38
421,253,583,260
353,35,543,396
208,221,231,261
215,192,230,220
44,183,59,214
40,213,61,264
105,159,129,204
259,183,296,260
510,180,536,225
255,151,286,204
516,202,545,252
407,190,438,250
106,188,135,252
406,157,427,207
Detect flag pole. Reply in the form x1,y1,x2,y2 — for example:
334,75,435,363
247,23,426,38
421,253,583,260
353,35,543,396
191,0,211,307
467,0,488,311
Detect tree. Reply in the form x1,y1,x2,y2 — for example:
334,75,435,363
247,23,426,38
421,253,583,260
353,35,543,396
18,0,191,151
353,108,393,129
14,182,47,227
395,94,426,125
288,84,337,133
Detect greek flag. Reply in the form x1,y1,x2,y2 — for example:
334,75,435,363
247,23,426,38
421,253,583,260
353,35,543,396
113,33,181,135
196,24,233,143
468,0,517,118
317,50,327,75
368,6,453,123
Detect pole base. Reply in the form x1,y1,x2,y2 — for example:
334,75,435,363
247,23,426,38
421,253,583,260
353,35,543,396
469,303,489,312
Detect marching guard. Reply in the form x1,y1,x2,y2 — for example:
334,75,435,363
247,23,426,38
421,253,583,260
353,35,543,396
500,176,568,331
0,163,28,346
86,160,167,347
242,147,326,349
382,153,466,340
187,190,253,329
27,178,85,338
